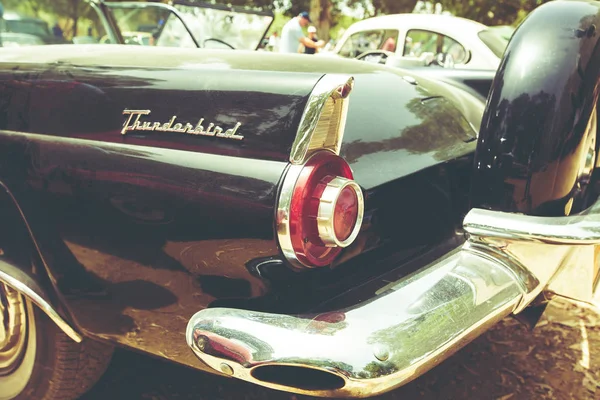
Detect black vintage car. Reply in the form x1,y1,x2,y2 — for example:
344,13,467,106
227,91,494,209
0,0,599,399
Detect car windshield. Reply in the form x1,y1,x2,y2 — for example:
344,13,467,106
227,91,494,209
103,3,197,48
0,1,272,50
104,1,273,50
172,2,273,50
478,26,515,58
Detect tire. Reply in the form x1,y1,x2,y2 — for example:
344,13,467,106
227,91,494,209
0,283,114,400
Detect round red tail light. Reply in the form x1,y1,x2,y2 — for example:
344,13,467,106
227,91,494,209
334,185,360,241
277,151,364,269
316,176,362,247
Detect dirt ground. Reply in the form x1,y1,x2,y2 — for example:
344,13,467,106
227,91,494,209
80,299,600,400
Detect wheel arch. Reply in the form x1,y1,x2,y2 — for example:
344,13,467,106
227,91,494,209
0,181,82,342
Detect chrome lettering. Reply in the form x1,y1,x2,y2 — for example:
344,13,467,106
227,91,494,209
219,122,244,141
121,109,150,135
121,109,244,140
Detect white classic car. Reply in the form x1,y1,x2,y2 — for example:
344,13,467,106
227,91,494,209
329,13,514,70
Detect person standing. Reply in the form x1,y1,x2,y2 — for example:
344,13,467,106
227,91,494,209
267,31,280,52
304,26,319,54
279,12,324,54
52,22,64,39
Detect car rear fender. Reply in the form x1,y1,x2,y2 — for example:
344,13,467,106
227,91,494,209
0,181,81,342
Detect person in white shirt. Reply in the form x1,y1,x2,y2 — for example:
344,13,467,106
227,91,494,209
279,12,325,54
267,31,280,52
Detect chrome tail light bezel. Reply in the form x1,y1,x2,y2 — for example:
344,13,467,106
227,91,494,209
276,151,364,269
277,74,361,269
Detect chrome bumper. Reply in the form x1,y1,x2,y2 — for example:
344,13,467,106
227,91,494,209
186,204,600,398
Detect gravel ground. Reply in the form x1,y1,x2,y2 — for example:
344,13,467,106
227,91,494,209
80,299,600,400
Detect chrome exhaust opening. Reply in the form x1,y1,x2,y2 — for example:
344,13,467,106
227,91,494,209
251,365,346,391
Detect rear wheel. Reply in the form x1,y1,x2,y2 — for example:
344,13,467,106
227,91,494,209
570,107,599,214
0,283,114,400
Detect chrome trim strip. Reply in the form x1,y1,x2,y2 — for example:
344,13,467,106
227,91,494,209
0,259,82,343
317,178,364,247
464,206,600,245
275,163,305,270
290,75,354,165
186,246,525,397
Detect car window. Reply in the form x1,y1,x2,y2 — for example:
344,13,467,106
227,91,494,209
338,29,399,58
404,29,468,64
478,27,514,58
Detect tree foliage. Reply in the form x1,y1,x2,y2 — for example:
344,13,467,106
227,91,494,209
273,0,346,42
347,0,417,17
2,0,147,37
345,0,550,25
437,0,551,26
217,0,274,9
0,0,552,43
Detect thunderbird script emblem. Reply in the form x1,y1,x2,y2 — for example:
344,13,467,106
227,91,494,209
121,109,243,140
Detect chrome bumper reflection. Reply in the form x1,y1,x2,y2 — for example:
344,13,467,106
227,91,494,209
186,203,600,398
186,247,525,397
465,200,600,308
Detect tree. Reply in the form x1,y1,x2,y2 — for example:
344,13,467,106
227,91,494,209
55,0,90,39
212,0,274,10
426,0,552,26
2,0,154,38
274,0,340,42
310,0,333,41
3,0,54,16
347,0,418,17
345,0,550,25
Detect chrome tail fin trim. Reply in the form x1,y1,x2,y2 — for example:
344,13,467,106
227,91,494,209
289,74,354,164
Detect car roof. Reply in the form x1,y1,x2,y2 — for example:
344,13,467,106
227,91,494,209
344,13,488,35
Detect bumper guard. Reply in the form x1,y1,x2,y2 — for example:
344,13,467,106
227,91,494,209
186,203,600,397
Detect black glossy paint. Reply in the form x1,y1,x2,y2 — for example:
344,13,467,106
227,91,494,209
413,68,496,101
0,131,287,368
0,63,317,162
0,46,479,369
471,0,600,215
